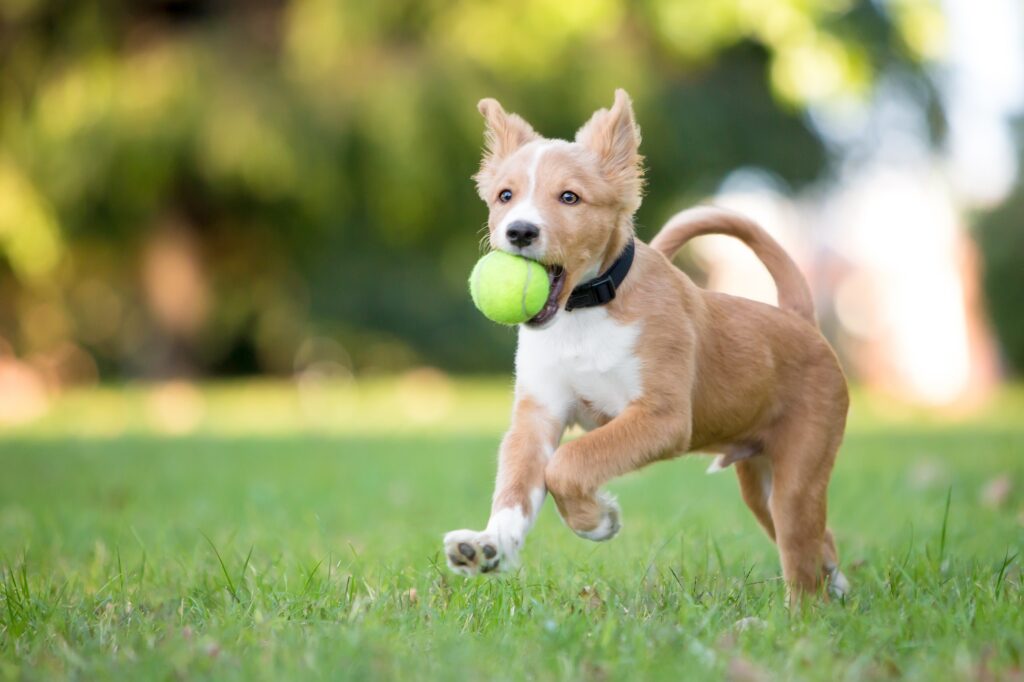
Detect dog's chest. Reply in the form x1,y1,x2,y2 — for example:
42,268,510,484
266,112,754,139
516,308,643,423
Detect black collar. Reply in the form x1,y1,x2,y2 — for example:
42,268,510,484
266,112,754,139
565,238,635,311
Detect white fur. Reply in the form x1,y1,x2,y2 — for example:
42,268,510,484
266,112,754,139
528,486,546,517
516,306,643,425
443,518,522,575
442,529,499,576
575,518,615,541
444,487,547,576
485,507,528,556
496,140,567,260
571,493,621,541
483,486,547,562
827,564,851,598
705,455,727,473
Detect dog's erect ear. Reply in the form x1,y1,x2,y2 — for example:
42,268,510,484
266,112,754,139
474,99,539,198
575,89,644,193
478,98,539,161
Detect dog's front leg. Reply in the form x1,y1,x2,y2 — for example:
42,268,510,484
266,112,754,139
444,396,563,576
546,403,689,540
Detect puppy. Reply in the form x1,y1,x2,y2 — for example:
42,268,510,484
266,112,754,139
444,89,849,599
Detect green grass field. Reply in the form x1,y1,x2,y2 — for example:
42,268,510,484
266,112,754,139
2,380,1022,680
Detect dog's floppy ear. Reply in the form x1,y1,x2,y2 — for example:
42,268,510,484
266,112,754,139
477,98,539,161
575,89,644,201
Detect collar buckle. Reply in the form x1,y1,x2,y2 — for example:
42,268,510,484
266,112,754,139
564,238,635,312
566,275,616,311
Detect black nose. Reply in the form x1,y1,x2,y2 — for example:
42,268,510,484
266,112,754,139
506,221,539,248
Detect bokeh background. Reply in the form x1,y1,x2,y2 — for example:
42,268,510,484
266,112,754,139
2,5,1023,678
1,0,1023,428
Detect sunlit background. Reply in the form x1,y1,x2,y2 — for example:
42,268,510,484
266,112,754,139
1,0,1023,431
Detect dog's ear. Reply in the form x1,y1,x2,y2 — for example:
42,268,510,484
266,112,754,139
474,99,539,198
575,89,644,200
477,98,538,161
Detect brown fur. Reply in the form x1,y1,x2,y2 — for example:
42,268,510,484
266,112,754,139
491,396,561,517
457,90,849,601
650,207,816,323
474,91,641,296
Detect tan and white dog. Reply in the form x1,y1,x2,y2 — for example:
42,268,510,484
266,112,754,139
444,89,850,599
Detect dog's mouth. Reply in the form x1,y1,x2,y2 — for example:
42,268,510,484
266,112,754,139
526,265,566,327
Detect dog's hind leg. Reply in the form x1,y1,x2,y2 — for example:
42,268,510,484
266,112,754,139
736,431,849,601
763,414,846,603
444,396,562,576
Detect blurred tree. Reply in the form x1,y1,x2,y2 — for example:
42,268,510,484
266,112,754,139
0,0,948,378
976,148,1024,374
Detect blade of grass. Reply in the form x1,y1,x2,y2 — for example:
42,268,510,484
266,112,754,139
301,558,325,596
241,545,254,580
202,533,240,604
938,486,953,567
994,549,1017,598
116,545,125,603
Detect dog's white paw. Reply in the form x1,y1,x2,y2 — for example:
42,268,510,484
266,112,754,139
572,494,621,542
445,506,532,576
443,530,507,576
827,565,851,599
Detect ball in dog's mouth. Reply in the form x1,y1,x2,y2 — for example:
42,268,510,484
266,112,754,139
526,265,565,327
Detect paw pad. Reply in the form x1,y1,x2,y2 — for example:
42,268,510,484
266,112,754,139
443,531,504,576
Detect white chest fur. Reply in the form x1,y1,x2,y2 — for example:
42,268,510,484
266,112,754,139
515,307,643,426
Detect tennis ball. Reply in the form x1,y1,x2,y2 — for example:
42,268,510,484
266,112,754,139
469,251,550,325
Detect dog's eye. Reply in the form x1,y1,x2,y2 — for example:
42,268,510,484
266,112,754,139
559,191,580,205
498,189,513,203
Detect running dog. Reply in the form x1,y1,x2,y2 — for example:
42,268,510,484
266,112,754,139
444,90,849,599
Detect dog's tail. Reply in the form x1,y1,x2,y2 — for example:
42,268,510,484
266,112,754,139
651,206,816,324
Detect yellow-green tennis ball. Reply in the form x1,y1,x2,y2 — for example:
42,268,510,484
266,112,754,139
469,251,550,325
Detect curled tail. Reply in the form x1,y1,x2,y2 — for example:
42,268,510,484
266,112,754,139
651,206,816,324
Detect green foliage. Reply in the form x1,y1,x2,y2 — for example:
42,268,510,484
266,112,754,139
0,382,1022,679
0,1,942,375
977,170,1024,374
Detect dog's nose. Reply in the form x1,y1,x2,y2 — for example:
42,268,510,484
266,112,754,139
506,221,540,248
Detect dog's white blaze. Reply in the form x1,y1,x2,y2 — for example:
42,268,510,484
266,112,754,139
496,140,566,258
516,307,643,425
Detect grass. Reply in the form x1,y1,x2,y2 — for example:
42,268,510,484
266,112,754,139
1,379,1022,680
